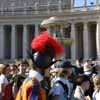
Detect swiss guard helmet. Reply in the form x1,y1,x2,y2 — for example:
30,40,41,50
29,31,64,69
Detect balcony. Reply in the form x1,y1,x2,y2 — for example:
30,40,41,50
0,3,100,16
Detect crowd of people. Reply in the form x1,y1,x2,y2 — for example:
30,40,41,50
0,29,100,100
0,60,29,100
47,58,100,100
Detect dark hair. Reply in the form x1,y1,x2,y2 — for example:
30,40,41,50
57,60,73,69
11,64,17,68
22,59,29,65
76,75,90,85
40,27,47,32
5,64,10,68
77,57,83,63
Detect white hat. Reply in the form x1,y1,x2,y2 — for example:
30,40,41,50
0,64,5,68
41,16,69,28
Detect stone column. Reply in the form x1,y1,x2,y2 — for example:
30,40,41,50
1,4,4,15
84,0,87,6
34,2,38,14
35,24,39,37
83,22,90,60
11,24,16,59
47,1,50,13
96,0,99,5
96,21,100,59
71,0,74,9
11,2,15,15
71,23,76,60
58,0,62,12
96,0,99,10
23,2,27,14
23,25,28,59
0,25,4,59
83,0,87,11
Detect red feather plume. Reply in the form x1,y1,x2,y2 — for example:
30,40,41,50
31,31,64,57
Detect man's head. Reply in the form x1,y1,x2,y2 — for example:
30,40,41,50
56,60,73,78
29,31,64,70
93,74,100,90
76,75,90,91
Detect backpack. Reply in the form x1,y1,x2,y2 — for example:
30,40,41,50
47,80,68,100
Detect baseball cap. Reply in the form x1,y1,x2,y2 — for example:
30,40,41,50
57,60,73,69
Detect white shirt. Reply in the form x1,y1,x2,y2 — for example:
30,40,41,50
28,70,43,82
92,90,100,100
0,74,8,85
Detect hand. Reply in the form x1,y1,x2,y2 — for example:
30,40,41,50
85,96,91,100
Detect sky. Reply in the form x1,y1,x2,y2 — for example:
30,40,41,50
74,0,100,7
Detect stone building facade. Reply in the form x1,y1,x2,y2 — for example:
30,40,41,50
0,0,100,61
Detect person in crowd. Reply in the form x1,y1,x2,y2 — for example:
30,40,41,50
92,74,100,100
9,64,19,99
41,67,51,96
86,58,98,75
83,60,96,98
49,60,74,100
15,60,28,89
83,59,95,98
83,61,94,78
18,60,29,76
75,58,84,75
5,64,11,80
15,29,64,100
73,75,91,100
94,64,100,75
0,64,9,99
50,67,59,87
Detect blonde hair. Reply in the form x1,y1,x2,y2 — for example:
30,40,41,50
93,74,100,90
0,64,6,74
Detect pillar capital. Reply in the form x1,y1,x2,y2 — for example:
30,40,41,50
83,22,88,29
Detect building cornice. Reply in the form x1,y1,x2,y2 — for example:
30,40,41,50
0,9,100,24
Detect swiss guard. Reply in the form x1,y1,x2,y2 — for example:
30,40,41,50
15,28,64,100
